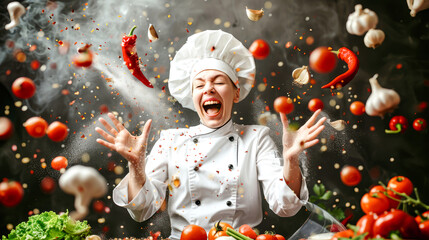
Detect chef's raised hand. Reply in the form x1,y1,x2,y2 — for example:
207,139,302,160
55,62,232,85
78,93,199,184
280,109,326,160
95,112,152,165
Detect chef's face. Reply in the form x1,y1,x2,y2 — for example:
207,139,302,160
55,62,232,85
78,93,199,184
192,69,240,128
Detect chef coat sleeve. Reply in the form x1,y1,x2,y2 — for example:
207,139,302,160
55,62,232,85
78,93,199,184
112,130,170,222
256,127,309,217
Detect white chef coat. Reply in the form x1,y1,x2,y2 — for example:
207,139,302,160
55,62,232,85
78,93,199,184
113,119,308,240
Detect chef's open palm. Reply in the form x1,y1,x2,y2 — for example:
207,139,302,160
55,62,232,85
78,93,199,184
281,109,326,159
96,113,152,165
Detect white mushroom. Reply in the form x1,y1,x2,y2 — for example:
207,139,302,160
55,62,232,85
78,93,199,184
59,165,107,220
5,2,26,30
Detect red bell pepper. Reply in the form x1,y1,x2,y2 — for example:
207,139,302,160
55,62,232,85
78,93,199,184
373,209,421,239
385,115,408,134
322,47,359,89
122,26,153,88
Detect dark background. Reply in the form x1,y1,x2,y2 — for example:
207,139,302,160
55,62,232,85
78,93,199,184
0,0,428,238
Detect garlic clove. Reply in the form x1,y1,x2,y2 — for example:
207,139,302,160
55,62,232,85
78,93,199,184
148,24,159,42
407,0,429,17
329,120,346,131
246,7,264,22
364,29,385,49
292,66,311,86
5,2,26,30
365,74,400,118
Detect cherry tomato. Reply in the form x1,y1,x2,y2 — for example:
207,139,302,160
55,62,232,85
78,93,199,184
249,39,270,60
308,98,324,112
0,180,24,207
373,209,420,239
356,214,376,238
360,192,390,215
415,210,429,223
418,221,429,239
386,116,408,134
40,176,56,194
369,185,399,209
309,47,337,73
73,44,93,67
255,234,275,240
12,77,36,99
274,234,285,240
46,121,69,142
208,221,232,240
273,96,294,114
331,229,355,240
51,156,68,170
239,224,257,239
0,117,13,140
350,101,365,116
23,116,48,138
387,176,413,196
340,165,362,186
180,224,207,240
412,118,426,131
93,200,105,213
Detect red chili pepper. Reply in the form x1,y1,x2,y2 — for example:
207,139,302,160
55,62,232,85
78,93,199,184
322,47,359,89
373,209,421,239
122,26,153,88
385,115,408,134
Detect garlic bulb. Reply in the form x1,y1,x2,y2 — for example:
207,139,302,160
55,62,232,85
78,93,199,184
329,120,346,131
246,7,264,21
364,29,385,49
5,2,26,30
292,65,310,86
365,74,400,118
407,0,429,17
346,4,378,36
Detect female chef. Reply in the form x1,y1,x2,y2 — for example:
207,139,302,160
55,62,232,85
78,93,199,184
95,30,326,239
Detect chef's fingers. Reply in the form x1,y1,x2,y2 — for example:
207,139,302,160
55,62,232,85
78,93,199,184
304,109,322,127
308,117,326,133
138,119,152,146
303,139,319,149
108,112,125,131
95,127,115,144
99,117,118,136
307,125,325,140
280,112,289,130
96,138,116,151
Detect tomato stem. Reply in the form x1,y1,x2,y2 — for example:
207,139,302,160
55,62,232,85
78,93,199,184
379,182,429,210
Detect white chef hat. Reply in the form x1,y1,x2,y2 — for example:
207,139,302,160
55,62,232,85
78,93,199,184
169,30,256,111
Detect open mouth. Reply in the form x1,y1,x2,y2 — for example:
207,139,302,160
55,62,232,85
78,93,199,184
203,100,222,116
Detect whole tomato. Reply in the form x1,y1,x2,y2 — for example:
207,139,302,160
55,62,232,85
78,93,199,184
308,98,324,112
51,156,68,170
208,221,232,240
239,224,257,239
255,234,275,240
273,96,294,114
373,209,420,239
350,101,365,116
0,117,14,140
360,192,390,215
356,214,376,238
309,47,337,73
387,176,413,196
180,224,207,240
415,210,429,223
40,176,56,194
249,39,270,60
0,179,24,207
12,77,36,99
340,165,362,186
274,234,285,240
46,121,69,142
331,229,355,240
416,210,429,238
386,116,408,134
413,118,426,131
369,185,399,209
23,116,48,138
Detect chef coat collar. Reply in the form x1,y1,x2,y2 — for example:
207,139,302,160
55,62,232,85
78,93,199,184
191,118,234,137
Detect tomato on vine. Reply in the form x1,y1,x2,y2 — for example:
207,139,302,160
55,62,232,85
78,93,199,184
208,221,232,240
360,192,390,215
239,224,257,239
369,185,399,209
387,176,413,196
